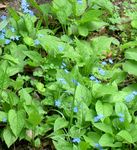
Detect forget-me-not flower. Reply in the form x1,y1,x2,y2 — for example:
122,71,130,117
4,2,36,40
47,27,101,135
1,15,7,20
108,58,113,64
72,79,80,86
58,45,64,52
2,117,7,123
34,39,40,45
5,39,11,45
98,68,105,76
73,106,78,113
55,99,61,107
94,114,104,122
72,138,81,143
118,113,124,122
125,93,135,102
21,0,34,15
77,0,83,4
101,61,107,66
58,78,67,84
95,143,103,150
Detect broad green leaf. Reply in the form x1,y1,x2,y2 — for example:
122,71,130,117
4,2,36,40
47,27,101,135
54,117,68,131
0,111,7,122
131,20,137,29
99,134,121,147
28,110,42,126
23,37,34,46
123,60,137,76
117,130,133,143
96,101,113,117
3,127,17,148
125,48,137,61
75,0,87,16
7,7,20,21
8,109,26,137
93,123,113,134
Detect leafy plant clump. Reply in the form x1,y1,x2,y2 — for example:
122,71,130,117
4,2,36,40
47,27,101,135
0,0,137,149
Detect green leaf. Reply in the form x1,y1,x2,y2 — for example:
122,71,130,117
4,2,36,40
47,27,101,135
96,101,113,117
115,102,132,123
23,37,34,46
117,130,133,143
8,109,26,137
125,48,137,61
131,20,137,29
7,7,20,21
54,117,68,131
3,127,17,148
123,60,137,76
0,20,8,31
93,123,113,134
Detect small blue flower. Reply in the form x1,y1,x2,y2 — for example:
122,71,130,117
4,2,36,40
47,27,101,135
10,27,15,33
1,29,6,34
72,138,81,143
108,58,113,64
21,0,34,15
94,114,104,122
90,75,96,81
34,39,40,45
1,15,7,20
72,79,80,86
61,62,66,69
37,34,44,37
73,107,78,113
77,0,83,4
98,68,105,76
10,36,16,40
5,39,11,45
55,99,61,107
2,118,7,123
132,91,137,96
102,61,107,66
64,69,69,73
125,93,135,102
15,36,20,41
58,45,64,52
95,143,103,150
118,113,124,122
58,78,67,84
0,33,5,39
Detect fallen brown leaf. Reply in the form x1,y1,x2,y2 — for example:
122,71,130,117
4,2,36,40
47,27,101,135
0,3,6,9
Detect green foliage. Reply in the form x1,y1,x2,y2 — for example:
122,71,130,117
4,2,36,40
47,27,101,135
0,0,137,149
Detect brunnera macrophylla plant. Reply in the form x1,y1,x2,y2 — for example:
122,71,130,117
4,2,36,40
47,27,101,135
0,0,137,149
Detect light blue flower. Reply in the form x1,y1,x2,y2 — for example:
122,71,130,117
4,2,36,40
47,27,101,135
102,61,107,66
0,33,5,39
125,93,135,102
118,113,124,122
2,117,7,123
10,27,15,33
132,91,137,96
10,36,16,40
108,58,113,64
58,78,67,84
95,143,103,150
72,79,80,86
90,75,96,81
64,69,69,73
61,62,66,69
21,0,34,15
55,99,61,107
1,15,7,20
5,39,11,45
72,138,81,143
98,68,105,76
94,114,104,122
73,107,78,113
37,34,44,37
1,29,6,34
58,45,64,52
34,39,40,45
77,0,83,4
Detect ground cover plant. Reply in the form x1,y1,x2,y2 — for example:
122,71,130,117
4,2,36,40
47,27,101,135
1,0,137,149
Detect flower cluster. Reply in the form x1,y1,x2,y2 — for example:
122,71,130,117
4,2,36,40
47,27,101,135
55,99,61,107
60,62,69,73
101,58,113,66
125,91,137,102
21,0,34,15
